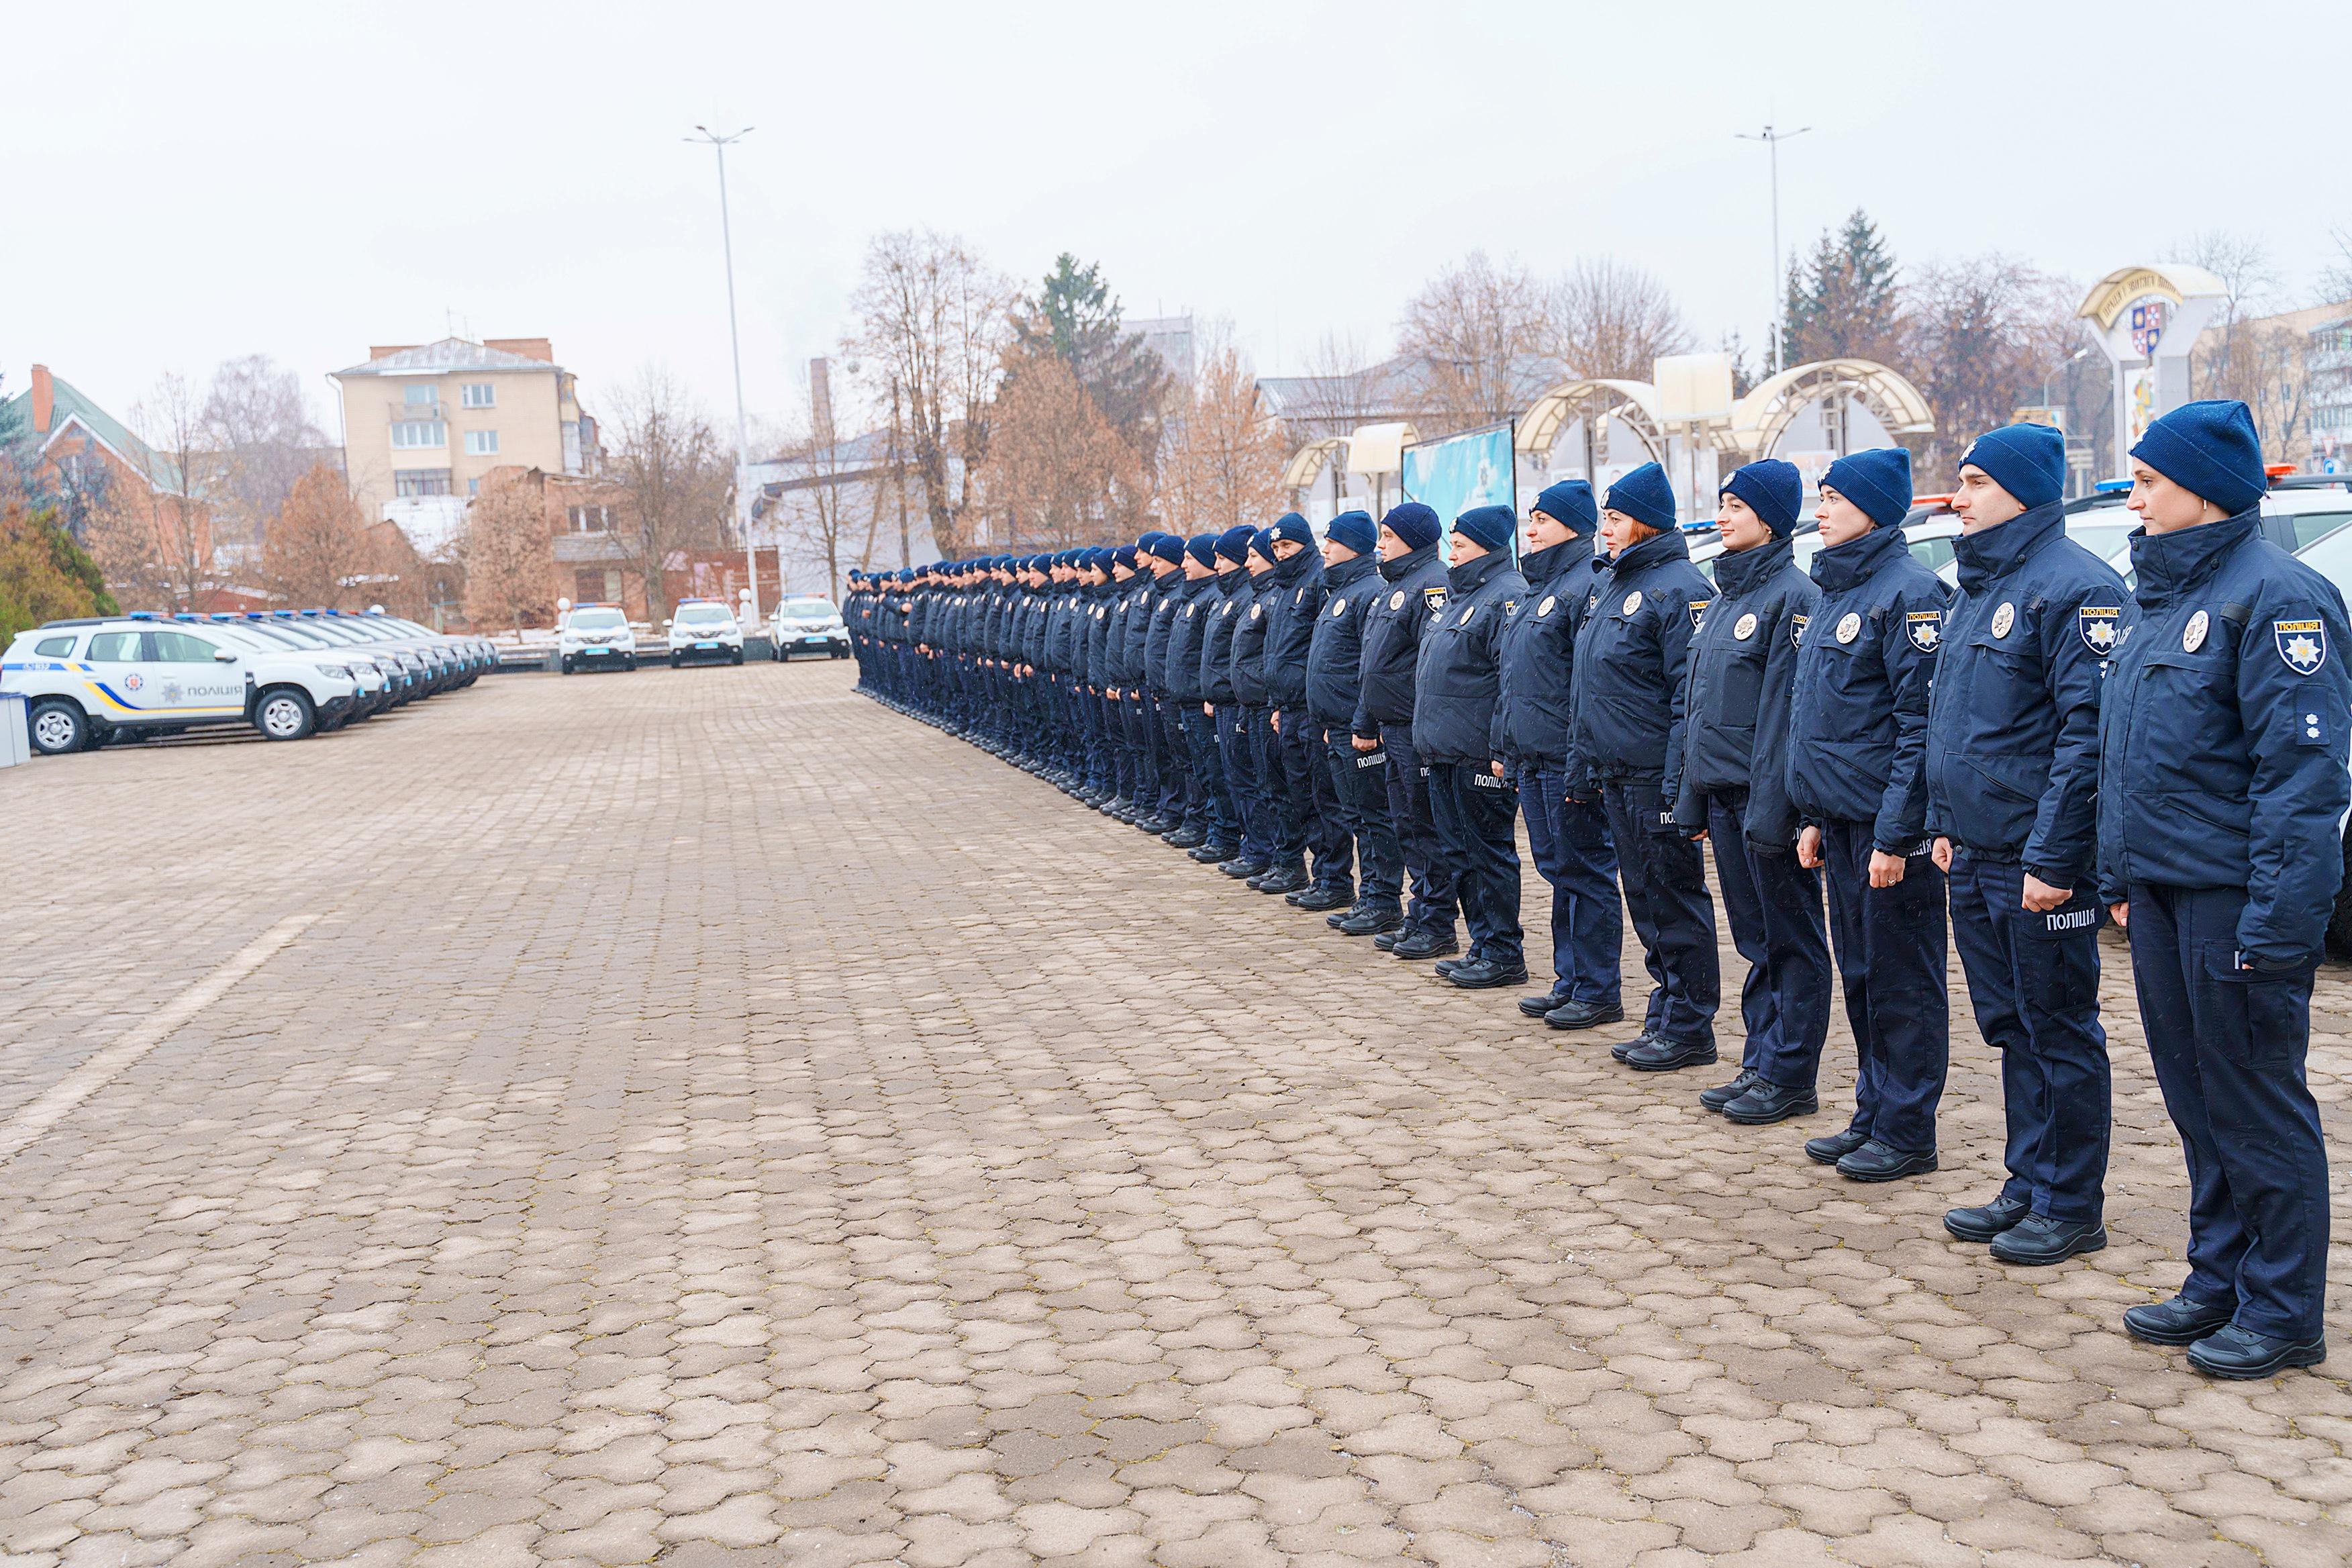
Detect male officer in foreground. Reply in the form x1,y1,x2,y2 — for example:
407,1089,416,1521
2100,399,2349,1379
1308,510,1406,934
1928,423,2125,1266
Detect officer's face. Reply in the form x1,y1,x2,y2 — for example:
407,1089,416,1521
1324,538,1357,566
1714,493,1773,553
1525,510,1575,552
1448,530,1488,567
1815,487,1877,548
1271,538,1306,561
1183,554,1213,580
1377,525,1410,562
1598,508,1653,556
1248,550,1273,576
2128,461,2231,534
1952,466,2026,534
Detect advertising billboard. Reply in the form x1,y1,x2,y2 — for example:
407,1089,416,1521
1400,423,1515,536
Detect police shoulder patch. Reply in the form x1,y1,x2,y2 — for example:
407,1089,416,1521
1424,587,1449,614
1688,597,1710,632
2277,617,2328,674
1906,610,1943,652
2077,604,2120,654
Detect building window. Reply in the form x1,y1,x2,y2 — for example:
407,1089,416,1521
465,430,500,456
468,478,481,497
461,383,495,409
394,469,453,497
403,384,439,408
568,505,610,533
391,420,446,449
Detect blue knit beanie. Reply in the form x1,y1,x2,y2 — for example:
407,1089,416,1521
1326,509,1377,555
2133,399,2267,516
1604,462,1677,533
1720,458,1803,537
1384,502,1442,552
1454,504,1516,552
1250,527,1277,560
1113,544,1138,571
1185,532,1220,569
1270,511,1314,549
1822,446,1913,528
1144,534,1184,566
1532,479,1598,534
1215,524,1255,566
1961,424,2066,511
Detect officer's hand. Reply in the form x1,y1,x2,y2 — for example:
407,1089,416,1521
1868,850,1907,889
2020,875,2071,913
1203,703,1214,717
1353,734,1378,752
1797,826,1823,869
1931,836,1953,873
1271,712,1281,734
1689,828,1707,842
1490,761,1505,779
2108,901,2129,929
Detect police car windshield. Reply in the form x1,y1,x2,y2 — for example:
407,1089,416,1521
571,608,628,630
2294,526,2352,595
2067,521,2136,563
677,605,732,624
781,600,837,620
252,621,336,647
292,619,371,644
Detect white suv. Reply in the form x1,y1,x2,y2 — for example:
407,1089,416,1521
558,603,640,673
1,614,362,753
770,596,850,660
666,599,744,667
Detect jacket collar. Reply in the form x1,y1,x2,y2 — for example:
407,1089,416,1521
1810,523,1909,594
1268,546,1315,589
1712,535,1791,596
1326,552,1379,589
1446,548,1512,596
1520,535,1589,586
1953,500,2065,593
1216,565,1245,593
1380,542,1439,582
2128,507,2263,608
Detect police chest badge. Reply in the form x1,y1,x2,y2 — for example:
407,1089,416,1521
1990,601,2014,638
1248,603,1261,620
1536,595,1557,618
2183,609,2209,652
1424,587,1448,614
1733,612,1758,641
1389,589,1406,610
1219,602,1232,616
1622,590,1643,616
2078,605,2119,654
1458,605,1476,626
1185,603,1196,618
1836,612,1861,644
1330,598,1346,617
2276,618,2328,674
1689,598,1710,631
1906,611,1942,652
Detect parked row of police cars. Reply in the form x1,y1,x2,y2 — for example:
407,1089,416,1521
1,608,494,754
553,594,850,674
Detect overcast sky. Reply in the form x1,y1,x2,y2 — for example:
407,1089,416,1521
9,0,2342,444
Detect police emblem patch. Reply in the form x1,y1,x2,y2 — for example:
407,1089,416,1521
1294,587,1306,605
1790,613,1808,649
1458,605,1476,626
1330,598,1346,617
1185,603,1196,618
1991,601,2014,638
124,671,144,691
1689,599,1710,631
1220,602,1232,615
1537,595,1556,618
1424,587,1448,614
2079,605,2120,654
2184,609,2208,652
1836,612,1862,644
1390,589,1406,610
1248,603,1261,620
1622,590,1643,616
1907,611,1943,652
2276,618,2327,674
1734,612,1758,640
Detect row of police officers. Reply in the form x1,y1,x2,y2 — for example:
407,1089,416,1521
842,399,2346,1380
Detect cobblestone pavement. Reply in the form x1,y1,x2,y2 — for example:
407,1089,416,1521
1,660,2347,1568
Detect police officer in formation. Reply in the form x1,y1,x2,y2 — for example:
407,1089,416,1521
848,395,2341,1377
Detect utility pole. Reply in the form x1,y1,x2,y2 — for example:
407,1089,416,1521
1736,123,1810,374
686,124,759,625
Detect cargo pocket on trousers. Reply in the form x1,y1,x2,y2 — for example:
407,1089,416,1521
2197,942,2304,1072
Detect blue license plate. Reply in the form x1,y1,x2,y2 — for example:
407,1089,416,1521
696,641,717,649
585,648,607,656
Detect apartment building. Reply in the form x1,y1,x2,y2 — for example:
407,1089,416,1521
330,336,599,556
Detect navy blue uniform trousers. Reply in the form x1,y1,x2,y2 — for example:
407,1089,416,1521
1948,854,2110,1224
1820,819,1948,1155
1253,711,1306,869
1277,709,1350,890
1381,724,1457,937
2127,882,2329,1342
1218,706,1272,861
1706,791,1831,1090
1428,761,1523,966
1520,765,1622,1006
1324,730,1404,908
1602,777,1718,1047
1179,705,1234,844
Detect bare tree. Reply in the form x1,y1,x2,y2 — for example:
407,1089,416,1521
770,371,883,603
2322,226,2352,312
1158,336,1287,538
2164,231,2314,463
460,469,551,636
2167,230,2281,328
1275,330,1385,443
1900,257,2078,475
971,345,1142,548
89,373,213,610
265,462,373,608
847,230,1016,557
1547,257,1695,381
603,367,731,621
1397,250,1549,434
201,355,326,562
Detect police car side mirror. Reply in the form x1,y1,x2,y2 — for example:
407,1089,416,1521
662,618,673,628
213,648,238,663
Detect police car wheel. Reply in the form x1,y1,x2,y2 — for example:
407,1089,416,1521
731,648,744,665
255,687,316,742
28,699,88,756
560,656,574,674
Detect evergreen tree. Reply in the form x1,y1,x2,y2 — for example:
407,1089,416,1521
0,499,117,644
1009,254,1170,465
1781,209,1903,369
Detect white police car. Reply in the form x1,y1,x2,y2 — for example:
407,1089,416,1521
769,595,850,660
179,614,391,725
557,601,640,673
1,612,362,753
666,599,744,667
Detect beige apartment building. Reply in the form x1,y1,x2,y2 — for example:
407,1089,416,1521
330,336,599,556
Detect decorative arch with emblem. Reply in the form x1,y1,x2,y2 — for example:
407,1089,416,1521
1726,358,1936,460
1513,379,1668,471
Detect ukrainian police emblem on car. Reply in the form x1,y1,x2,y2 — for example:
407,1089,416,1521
2276,618,2328,674
1907,611,1943,652
2079,605,2120,654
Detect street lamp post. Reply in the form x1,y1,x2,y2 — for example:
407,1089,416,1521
686,124,759,629
1735,123,1810,374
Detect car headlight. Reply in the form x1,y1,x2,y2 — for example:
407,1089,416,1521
317,664,352,679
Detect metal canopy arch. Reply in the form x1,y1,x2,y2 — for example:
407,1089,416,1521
1514,379,1667,465
2075,262,2226,330
1281,436,1349,496
1729,358,1935,458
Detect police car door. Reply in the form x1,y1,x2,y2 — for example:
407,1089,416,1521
81,629,159,725
148,629,250,720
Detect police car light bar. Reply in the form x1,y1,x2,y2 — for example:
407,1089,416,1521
2095,479,2132,493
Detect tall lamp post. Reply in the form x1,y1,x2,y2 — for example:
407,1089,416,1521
687,124,759,627
1735,123,1810,373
